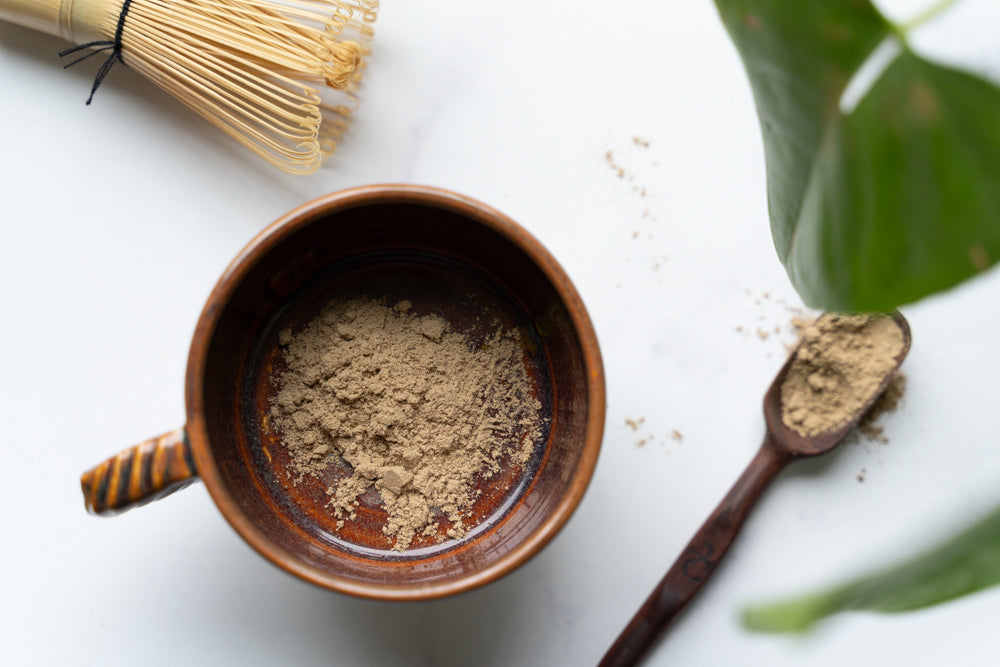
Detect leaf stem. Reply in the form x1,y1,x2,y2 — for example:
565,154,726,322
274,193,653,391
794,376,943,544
897,0,961,34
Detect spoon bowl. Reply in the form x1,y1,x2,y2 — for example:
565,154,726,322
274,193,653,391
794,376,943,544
764,311,911,458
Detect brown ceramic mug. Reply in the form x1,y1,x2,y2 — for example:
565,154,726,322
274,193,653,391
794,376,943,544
80,184,605,600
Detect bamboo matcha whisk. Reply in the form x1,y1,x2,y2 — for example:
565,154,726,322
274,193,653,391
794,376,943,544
0,0,377,173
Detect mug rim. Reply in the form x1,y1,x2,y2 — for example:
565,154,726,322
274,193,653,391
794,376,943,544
184,184,606,600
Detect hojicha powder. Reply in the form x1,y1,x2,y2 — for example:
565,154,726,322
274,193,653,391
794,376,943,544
781,313,905,437
268,296,544,551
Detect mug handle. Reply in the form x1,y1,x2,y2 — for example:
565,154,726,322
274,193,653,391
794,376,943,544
80,427,199,516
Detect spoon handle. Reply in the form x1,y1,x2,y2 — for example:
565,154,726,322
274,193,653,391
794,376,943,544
599,438,788,667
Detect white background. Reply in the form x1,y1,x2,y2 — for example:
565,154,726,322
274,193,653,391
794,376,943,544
2,1,999,665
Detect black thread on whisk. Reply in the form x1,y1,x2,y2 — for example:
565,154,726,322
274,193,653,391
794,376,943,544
58,0,135,105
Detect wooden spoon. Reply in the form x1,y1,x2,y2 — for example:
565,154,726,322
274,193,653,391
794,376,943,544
600,313,911,666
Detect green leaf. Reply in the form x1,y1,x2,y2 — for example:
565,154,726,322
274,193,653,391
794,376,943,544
714,0,1000,312
742,505,1000,633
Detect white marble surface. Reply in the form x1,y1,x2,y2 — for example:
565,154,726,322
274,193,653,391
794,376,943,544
2,1,1000,665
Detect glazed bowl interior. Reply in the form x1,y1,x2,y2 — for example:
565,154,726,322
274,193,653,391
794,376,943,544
188,188,604,599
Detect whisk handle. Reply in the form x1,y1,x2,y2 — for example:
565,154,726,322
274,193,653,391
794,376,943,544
0,0,64,38
0,0,108,43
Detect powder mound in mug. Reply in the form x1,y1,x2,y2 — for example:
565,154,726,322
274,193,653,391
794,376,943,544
781,313,904,437
269,296,544,551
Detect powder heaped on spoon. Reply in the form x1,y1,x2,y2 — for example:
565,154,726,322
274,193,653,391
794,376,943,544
781,314,905,437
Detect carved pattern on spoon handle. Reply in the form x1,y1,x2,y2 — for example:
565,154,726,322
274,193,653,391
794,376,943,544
599,439,788,667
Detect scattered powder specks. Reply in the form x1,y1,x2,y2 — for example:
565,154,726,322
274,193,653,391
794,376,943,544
625,416,646,431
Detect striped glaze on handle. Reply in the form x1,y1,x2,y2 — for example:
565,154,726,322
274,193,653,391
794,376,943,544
80,427,198,516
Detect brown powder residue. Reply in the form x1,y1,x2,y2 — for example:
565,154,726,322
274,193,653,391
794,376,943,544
269,297,544,551
857,372,907,443
625,416,646,431
605,150,631,180
734,288,807,349
781,314,905,437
